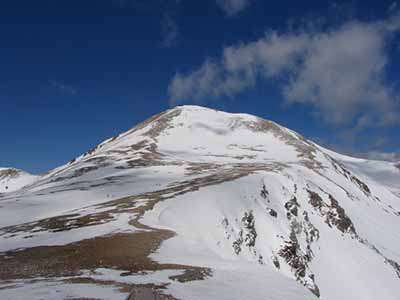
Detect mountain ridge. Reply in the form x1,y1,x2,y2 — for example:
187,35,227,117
2,105,397,185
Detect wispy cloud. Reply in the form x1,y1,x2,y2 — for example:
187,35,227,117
49,80,77,95
161,12,180,48
357,151,400,162
168,13,400,129
216,0,252,16
112,0,181,48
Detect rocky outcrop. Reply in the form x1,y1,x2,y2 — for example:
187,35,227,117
274,192,321,297
285,196,300,218
232,211,258,255
331,160,371,195
307,190,356,235
278,221,320,297
0,168,20,179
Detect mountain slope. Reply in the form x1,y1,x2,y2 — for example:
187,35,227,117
0,105,399,300
317,145,400,197
0,168,38,193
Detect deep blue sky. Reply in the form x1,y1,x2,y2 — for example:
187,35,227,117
1,0,399,173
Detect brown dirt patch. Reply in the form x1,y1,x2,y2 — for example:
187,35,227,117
0,165,267,282
1,231,182,280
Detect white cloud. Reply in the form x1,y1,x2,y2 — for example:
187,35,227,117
358,151,400,162
168,14,400,128
216,0,251,16
283,22,395,126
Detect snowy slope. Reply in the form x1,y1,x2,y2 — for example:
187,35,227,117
1,105,399,300
316,145,400,197
0,168,38,193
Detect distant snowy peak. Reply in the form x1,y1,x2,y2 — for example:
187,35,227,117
0,168,38,193
68,105,317,166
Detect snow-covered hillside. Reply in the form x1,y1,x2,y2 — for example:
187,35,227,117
0,168,38,193
1,105,399,300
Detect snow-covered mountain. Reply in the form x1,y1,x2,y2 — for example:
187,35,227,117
1,105,399,300
0,168,38,193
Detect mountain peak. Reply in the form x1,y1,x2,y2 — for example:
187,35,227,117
100,104,314,166
172,104,261,120
174,104,215,111
41,105,317,184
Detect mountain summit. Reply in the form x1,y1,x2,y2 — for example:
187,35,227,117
1,106,400,300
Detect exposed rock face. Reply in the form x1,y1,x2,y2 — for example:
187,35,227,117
275,192,321,296
285,196,300,218
331,160,371,195
232,211,258,255
260,184,269,199
0,168,20,179
327,195,356,234
307,191,356,235
268,208,278,217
